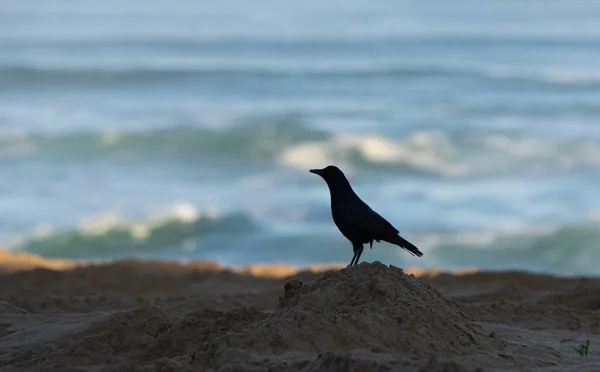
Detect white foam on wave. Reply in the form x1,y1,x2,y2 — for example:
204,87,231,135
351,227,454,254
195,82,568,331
415,223,559,252
483,134,545,157
279,129,600,177
98,130,123,146
484,134,600,170
278,130,470,177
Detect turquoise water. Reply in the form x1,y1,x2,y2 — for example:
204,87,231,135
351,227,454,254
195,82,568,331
2,0,600,274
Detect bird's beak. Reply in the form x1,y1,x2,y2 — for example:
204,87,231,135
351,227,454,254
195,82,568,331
309,168,323,176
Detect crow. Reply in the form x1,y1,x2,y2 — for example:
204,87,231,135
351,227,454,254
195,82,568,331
310,165,423,266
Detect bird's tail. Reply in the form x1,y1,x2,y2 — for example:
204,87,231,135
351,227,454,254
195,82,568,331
389,234,423,257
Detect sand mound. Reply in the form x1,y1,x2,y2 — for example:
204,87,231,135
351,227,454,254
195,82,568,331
205,261,489,369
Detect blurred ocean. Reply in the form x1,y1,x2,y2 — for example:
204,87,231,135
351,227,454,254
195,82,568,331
2,0,600,275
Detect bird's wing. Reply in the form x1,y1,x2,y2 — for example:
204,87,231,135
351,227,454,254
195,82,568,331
337,199,399,236
336,198,423,257
368,207,399,233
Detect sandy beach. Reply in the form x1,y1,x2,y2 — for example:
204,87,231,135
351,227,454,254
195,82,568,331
0,249,598,371
4,1,600,371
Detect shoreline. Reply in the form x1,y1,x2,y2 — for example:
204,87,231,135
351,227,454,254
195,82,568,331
0,247,481,278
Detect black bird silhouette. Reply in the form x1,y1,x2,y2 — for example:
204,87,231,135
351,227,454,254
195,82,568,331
310,165,423,266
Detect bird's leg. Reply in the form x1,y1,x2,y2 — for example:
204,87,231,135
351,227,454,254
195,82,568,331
354,248,364,266
349,253,357,267
351,242,364,266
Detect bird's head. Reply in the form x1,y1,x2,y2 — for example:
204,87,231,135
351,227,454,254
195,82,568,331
309,165,352,191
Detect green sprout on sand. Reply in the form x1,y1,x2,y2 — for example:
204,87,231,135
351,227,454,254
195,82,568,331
572,340,590,356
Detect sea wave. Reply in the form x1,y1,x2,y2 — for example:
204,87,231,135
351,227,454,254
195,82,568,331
0,64,450,83
0,120,327,161
2,63,600,87
3,123,600,177
420,222,600,275
5,209,600,275
277,130,600,177
3,203,261,260
7,35,600,50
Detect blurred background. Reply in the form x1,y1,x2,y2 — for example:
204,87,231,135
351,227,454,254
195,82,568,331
2,0,600,275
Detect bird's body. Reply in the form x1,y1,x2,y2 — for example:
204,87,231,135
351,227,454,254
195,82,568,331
310,165,423,266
